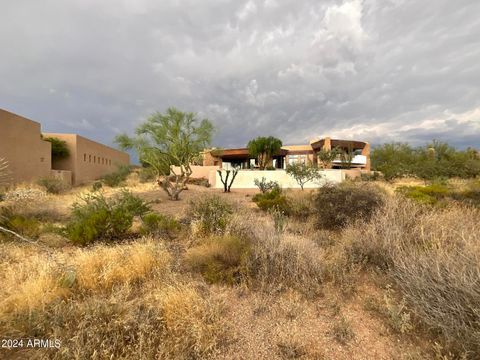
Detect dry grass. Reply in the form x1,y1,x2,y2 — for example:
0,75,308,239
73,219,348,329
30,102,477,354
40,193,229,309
73,239,172,292
2,179,478,358
246,223,325,298
339,195,480,356
152,284,226,359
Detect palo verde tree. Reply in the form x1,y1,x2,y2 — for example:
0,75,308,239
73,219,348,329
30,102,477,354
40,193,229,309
247,136,282,170
115,107,214,200
286,163,323,190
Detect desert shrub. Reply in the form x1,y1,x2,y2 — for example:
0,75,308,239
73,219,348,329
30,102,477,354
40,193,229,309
286,191,315,218
268,206,287,233
91,181,103,192
138,166,157,183
360,171,382,181
331,316,355,344
451,180,480,207
187,177,210,187
396,183,450,206
0,206,42,239
313,183,384,230
188,195,233,235
102,165,131,187
140,212,181,238
37,177,70,194
65,190,150,245
248,228,324,297
252,187,291,214
185,235,251,284
254,177,280,193
341,197,480,356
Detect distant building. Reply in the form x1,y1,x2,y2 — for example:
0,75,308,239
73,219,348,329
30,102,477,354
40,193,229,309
0,109,129,185
202,137,371,171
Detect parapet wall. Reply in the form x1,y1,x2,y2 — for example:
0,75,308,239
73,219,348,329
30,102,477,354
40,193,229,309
213,169,344,189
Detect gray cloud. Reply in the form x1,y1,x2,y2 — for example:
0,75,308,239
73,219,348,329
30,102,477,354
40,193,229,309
1,0,479,151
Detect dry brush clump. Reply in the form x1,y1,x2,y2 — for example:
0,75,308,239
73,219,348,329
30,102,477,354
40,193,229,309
0,240,226,359
340,196,480,356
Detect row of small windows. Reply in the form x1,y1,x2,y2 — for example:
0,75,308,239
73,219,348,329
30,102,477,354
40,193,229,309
83,153,112,166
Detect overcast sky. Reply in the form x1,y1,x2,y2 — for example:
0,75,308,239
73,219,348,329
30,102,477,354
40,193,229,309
1,0,479,151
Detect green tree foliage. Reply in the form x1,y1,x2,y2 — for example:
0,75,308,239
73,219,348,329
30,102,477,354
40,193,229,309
371,140,480,181
286,163,323,190
115,107,214,200
247,136,282,170
317,147,341,169
44,137,70,160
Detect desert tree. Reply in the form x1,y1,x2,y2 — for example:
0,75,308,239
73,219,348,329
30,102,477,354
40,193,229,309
338,144,354,169
247,136,282,170
217,167,239,192
115,107,214,200
286,162,323,190
316,147,341,169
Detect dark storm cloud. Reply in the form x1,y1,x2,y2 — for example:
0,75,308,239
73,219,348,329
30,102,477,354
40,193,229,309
1,0,479,151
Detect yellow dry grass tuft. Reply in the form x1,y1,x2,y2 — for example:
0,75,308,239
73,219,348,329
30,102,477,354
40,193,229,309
152,284,226,359
74,239,172,292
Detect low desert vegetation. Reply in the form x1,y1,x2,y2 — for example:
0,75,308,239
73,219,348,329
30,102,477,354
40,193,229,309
65,190,150,245
37,177,71,194
187,195,234,236
0,173,479,359
101,164,131,187
371,140,480,180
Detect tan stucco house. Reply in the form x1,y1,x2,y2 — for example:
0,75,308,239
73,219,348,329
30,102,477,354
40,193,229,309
0,109,129,185
202,137,371,171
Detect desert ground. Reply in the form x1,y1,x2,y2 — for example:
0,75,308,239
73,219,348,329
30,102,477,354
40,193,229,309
0,173,478,359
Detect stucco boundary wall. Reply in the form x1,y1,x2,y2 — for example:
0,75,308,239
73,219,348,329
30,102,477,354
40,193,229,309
171,165,219,182
212,169,345,189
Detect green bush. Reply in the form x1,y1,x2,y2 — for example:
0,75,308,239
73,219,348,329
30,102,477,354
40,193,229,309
0,206,42,239
372,141,480,180
252,187,290,214
314,183,384,230
140,212,180,238
101,165,131,187
254,177,280,193
396,183,450,206
187,195,233,235
91,181,103,192
65,190,150,245
37,177,70,194
185,235,251,284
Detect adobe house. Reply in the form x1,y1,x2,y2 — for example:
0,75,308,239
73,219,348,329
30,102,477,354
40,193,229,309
0,109,129,186
202,137,371,171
